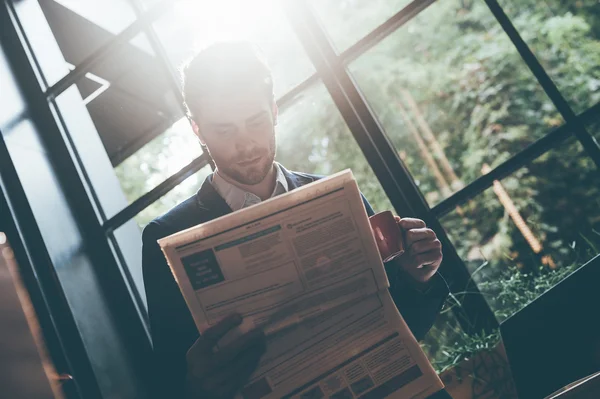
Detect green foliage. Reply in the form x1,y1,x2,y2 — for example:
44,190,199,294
309,0,411,51
477,263,580,320
114,118,203,205
500,0,600,113
113,0,600,366
425,262,575,373
119,1,600,242
433,330,501,374
132,165,212,229
426,233,599,373
276,84,395,213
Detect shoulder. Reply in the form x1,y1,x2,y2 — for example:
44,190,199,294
142,195,210,244
284,168,375,215
278,163,325,188
286,169,325,188
290,170,324,181
153,195,200,228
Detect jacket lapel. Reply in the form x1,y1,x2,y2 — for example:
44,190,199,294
279,164,319,190
196,166,319,218
195,173,232,219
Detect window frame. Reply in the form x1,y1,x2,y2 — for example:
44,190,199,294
18,0,600,336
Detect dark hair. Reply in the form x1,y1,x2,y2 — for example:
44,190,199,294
181,41,274,119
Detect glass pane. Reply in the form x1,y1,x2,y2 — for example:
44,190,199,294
114,118,203,204
134,165,213,230
276,82,394,213
309,0,411,53
440,140,600,322
421,310,474,372
112,219,146,308
589,113,600,142
349,0,564,207
152,0,315,99
38,0,138,84
498,0,600,114
111,167,212,311
140,0,161,10
53,33,203,211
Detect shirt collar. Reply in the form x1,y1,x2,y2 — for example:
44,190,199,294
211,162,289,211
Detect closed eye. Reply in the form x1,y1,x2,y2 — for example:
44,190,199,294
214,127,234,135
246,111,270,130
248,119,267,129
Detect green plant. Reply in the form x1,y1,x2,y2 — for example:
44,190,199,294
475,262,581,321
428,238,596,374
434,330,501,374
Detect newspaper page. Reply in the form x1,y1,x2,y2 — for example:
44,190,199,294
158,170,444,398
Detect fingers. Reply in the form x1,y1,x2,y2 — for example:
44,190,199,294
203,313,243,345
187,337,210,362
397,217,426,230
409,238,442,256
400,245,442,283
405,227,436,246
188,314,243,359
213,329,266,367
185,315,267,399
390,217,443,284
404,261,438,283
413,250,442,267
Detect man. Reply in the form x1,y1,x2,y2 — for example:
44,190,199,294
142,41,449,399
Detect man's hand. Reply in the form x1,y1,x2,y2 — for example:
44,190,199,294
394,217,443,284
185,314,266,399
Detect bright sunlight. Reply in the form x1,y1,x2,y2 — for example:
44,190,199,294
173,0,281,51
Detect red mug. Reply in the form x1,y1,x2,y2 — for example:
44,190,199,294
369,211,405,262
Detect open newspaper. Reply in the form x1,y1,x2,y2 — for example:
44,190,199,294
158,170,444,399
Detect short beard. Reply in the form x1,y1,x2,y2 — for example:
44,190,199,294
214,134,276,185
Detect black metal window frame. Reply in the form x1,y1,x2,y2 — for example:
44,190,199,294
27,0,600,334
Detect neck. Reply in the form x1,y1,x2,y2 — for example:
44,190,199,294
217,164,277,200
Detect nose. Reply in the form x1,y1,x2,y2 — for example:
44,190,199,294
234,128,258,149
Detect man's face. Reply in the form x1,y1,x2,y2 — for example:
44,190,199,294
192,83,277,185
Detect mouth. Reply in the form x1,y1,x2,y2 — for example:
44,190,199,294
237,156,262,167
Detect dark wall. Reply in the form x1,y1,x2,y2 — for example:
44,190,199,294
0,2,151,398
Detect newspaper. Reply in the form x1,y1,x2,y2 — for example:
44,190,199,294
158,170,444,399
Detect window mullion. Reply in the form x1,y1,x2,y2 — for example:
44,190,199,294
283,0,498,334
484,0,600,168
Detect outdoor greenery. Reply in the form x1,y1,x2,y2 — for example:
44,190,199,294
424,243,593,373
112,0,600,365
309,0,413,51
278,0,600,321
114,119,203,205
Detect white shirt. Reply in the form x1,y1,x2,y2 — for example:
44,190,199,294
211,162,289,211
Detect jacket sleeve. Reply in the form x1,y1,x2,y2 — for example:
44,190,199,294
360,194,449,341
142,221,198,399
386,268,449,341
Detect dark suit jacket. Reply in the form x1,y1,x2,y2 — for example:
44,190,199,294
142,166,449,398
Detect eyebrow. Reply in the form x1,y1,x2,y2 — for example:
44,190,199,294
208,122,235,129
206,110,269,129
246,110,269,123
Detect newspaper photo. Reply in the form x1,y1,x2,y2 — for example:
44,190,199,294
158,170,444,399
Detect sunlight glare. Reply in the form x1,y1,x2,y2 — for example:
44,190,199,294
174,0,280,50
145,118,203,188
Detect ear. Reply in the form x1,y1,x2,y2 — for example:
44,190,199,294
272,102,279,126
190,119,206,146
